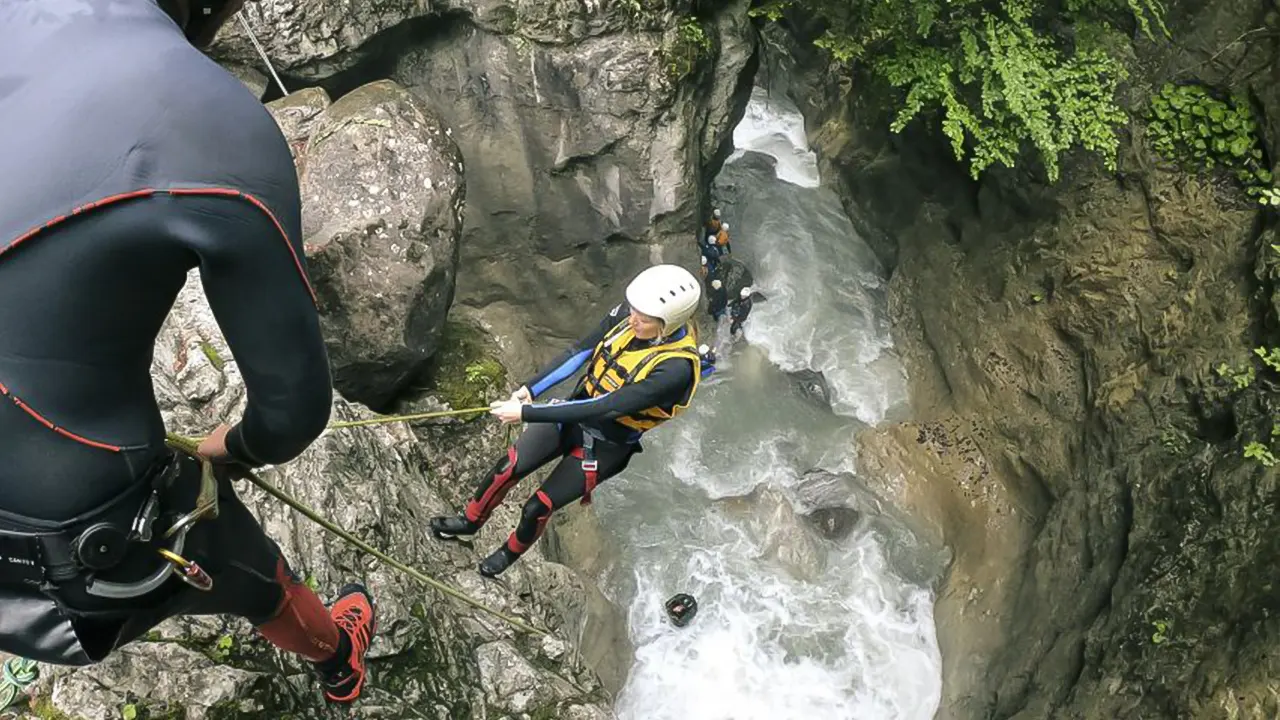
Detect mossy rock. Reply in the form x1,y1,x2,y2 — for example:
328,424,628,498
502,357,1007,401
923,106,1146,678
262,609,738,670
421,320,508,413
29,697,75,720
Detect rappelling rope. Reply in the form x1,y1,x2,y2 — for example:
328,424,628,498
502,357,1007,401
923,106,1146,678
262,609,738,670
164,431,547,638
0,657,37,710
2,406,531,702
326,405,490,430
237,11,289,97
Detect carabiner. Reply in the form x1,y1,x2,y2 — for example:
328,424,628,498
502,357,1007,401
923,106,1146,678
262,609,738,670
157,548,213,592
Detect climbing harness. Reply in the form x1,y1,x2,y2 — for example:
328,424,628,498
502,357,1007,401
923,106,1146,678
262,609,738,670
0,408,514,696
0,450,211,602
0,657,37,711
164,432,547,637
572,430,602,506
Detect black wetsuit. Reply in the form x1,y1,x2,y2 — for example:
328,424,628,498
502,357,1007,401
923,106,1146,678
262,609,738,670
730,297,754,335
0,0,335,665
708,283,729,320
462,302,696,555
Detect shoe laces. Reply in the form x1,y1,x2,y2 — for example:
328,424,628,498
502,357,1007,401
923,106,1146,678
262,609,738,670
334,603,373,660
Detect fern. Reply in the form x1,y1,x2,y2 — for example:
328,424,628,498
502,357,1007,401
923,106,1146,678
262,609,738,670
757,0,1166,181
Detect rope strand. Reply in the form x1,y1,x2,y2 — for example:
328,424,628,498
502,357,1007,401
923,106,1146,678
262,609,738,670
165,434,545,637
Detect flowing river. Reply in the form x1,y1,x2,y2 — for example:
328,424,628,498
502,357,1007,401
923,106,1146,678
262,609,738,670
590,85,944,719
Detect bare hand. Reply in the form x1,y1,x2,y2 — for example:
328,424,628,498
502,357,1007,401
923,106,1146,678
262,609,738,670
489,399,525,425
510,386,532,404
196,423,233,462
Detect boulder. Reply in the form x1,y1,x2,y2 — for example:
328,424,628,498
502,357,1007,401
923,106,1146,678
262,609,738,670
279,80,466,410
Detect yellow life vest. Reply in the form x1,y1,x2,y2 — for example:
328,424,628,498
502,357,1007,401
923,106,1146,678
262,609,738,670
579,320,701,432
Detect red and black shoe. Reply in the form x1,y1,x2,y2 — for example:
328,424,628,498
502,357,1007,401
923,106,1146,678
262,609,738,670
318,583,377,704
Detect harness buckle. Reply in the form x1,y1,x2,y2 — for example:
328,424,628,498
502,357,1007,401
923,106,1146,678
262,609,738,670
581,459,599,472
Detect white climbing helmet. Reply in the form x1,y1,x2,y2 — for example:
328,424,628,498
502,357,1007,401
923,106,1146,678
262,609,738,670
713,208,721,219
698,343,711,356
711,279,722,290
721,223,729,232
626,264,702,335
740,285,752,299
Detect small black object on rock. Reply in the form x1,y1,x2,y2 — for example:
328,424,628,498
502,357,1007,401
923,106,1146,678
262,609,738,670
664,593,698,627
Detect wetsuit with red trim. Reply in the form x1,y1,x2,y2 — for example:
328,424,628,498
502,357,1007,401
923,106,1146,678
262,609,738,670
0,0,372,702
430,302,696,576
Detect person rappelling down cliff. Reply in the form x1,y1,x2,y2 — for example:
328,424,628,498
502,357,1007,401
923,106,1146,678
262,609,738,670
429,264,704,577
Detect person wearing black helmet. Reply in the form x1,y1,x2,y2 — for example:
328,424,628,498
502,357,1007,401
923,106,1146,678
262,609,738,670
0,0,375,704
664,593,698,627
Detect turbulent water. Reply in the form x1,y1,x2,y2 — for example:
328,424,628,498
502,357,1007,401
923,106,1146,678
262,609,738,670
590,86,943,719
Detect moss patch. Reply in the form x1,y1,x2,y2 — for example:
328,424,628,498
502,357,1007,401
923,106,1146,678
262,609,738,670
198,341,225,372
421,320,508,413
29,697,75,720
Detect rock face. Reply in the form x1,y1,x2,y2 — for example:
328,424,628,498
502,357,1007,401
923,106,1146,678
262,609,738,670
209,0,439,81
785,0,1280,716
217,0,759,375
787,368,833,409
11,274,617,720
388,0,759,370
267,80,466,410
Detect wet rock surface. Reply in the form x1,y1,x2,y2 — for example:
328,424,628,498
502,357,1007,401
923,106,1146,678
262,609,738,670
784,0,1280,715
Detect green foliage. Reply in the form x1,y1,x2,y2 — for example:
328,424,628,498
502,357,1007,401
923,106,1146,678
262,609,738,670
1159,427,1189,454
1260,186,1280,208
1254,346,1280,373
751,0,1165,181
664,17,713,82
1150,618,1169,644
1147,83,1276,200
210,634,235,662
199,340,225,372
1244,441,1276,467
1215,360,1254,390
1219,348,1280,469
426,321,508,413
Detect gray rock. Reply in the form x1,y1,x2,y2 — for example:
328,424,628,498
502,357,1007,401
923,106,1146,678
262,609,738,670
17,272,614,720
293,80,465,409
209,0,441,80
225,63,269,99
266,86,333,171
787,368,834,408
389,2,757,372
756,489,827,582
804,506,860,541
789,468,855,511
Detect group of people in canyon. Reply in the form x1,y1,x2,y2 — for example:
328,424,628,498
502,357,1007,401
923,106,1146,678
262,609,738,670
700,208,766,338
0,0,749,708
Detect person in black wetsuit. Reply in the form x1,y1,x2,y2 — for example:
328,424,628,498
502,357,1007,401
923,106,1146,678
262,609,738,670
708,278,729,321
429,264,704,577
730,286,761,336
0,0,375,704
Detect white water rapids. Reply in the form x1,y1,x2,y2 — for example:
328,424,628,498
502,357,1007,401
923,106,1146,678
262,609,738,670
589,86,944,719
